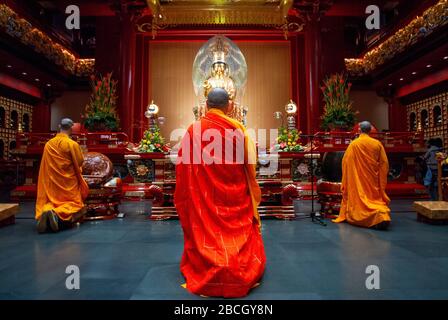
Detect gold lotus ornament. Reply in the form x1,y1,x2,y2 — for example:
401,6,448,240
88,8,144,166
136,164,150,177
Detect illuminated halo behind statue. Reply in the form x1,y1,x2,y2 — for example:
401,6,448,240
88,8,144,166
192,35,248,122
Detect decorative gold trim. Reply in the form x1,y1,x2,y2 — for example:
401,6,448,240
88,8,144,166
345,0,448,76
0,4,95,76
144,0,294,37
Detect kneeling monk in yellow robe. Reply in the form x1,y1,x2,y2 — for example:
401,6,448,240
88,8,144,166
36,118,89,233
333,121,391,230
174,88,266,298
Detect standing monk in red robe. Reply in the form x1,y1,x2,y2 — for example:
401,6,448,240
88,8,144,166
174,88,266,298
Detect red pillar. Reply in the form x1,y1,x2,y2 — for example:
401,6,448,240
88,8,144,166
118,10,137,141
294,35,308,134
387,97,407,132
304,18,322,134
132,34,149,141
32,100,51,133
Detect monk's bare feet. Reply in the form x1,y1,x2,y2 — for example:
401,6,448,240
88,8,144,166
47,210,60,233
373,221,390,230
36,211,49,233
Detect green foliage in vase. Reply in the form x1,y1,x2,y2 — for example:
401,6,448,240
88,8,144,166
83,73,120,132
320,73,357,131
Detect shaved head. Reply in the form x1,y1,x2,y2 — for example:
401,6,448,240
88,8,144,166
60,118,74,131
359,121,372,134
207,88,229,109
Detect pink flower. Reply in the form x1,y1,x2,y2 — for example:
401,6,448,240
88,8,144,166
280,142,286,148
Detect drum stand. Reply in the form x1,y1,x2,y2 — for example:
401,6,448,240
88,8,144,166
296,134,326,226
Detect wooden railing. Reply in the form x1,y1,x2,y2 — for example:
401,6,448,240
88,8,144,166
15,132,130,151
303,131,425,152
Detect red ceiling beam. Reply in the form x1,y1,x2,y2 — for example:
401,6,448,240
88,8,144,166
78,4,116,17
0,73,42,99
325,0,373,17
396,68,448,98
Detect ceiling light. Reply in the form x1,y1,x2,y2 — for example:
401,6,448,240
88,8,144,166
426,64,432,68
388,83,393,86
46,83,51,87
400,78,404,81
412,71,417,75
35,78,40,82
444,56,448,60
6,65,12,68
22,72,27,76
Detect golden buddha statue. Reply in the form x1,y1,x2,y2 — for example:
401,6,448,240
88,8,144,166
203,52,236,100
193,35,247,123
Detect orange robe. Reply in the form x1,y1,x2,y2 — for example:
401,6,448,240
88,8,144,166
333,133,391,227
35,133,89,221
174,108,266,298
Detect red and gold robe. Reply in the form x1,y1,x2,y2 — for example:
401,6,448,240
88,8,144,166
35,133,89,221
174,108,266,298
333,133,391,227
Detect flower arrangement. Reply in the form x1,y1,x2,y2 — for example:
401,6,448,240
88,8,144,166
321,73,357,131
138,125,170,153
272,127,303,152
83,73,120,132
0,4,94,76
345,0,448,75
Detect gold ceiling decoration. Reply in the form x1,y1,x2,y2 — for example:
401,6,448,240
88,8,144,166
345,0,448,76
144,0,295,38
0,4,94,77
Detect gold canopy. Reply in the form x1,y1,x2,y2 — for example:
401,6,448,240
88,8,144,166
146,0,293,26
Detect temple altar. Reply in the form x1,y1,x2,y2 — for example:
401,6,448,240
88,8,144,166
7,128,429,220
0,0,444,223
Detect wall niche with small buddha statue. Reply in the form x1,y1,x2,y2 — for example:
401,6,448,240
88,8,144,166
406,91,447,150
0,96,33,159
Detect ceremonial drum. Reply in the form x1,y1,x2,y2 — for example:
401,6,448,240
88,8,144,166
82,152,122,220
317,151,344,218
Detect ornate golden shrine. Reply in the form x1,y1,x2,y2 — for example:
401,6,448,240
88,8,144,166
192,35,248,122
